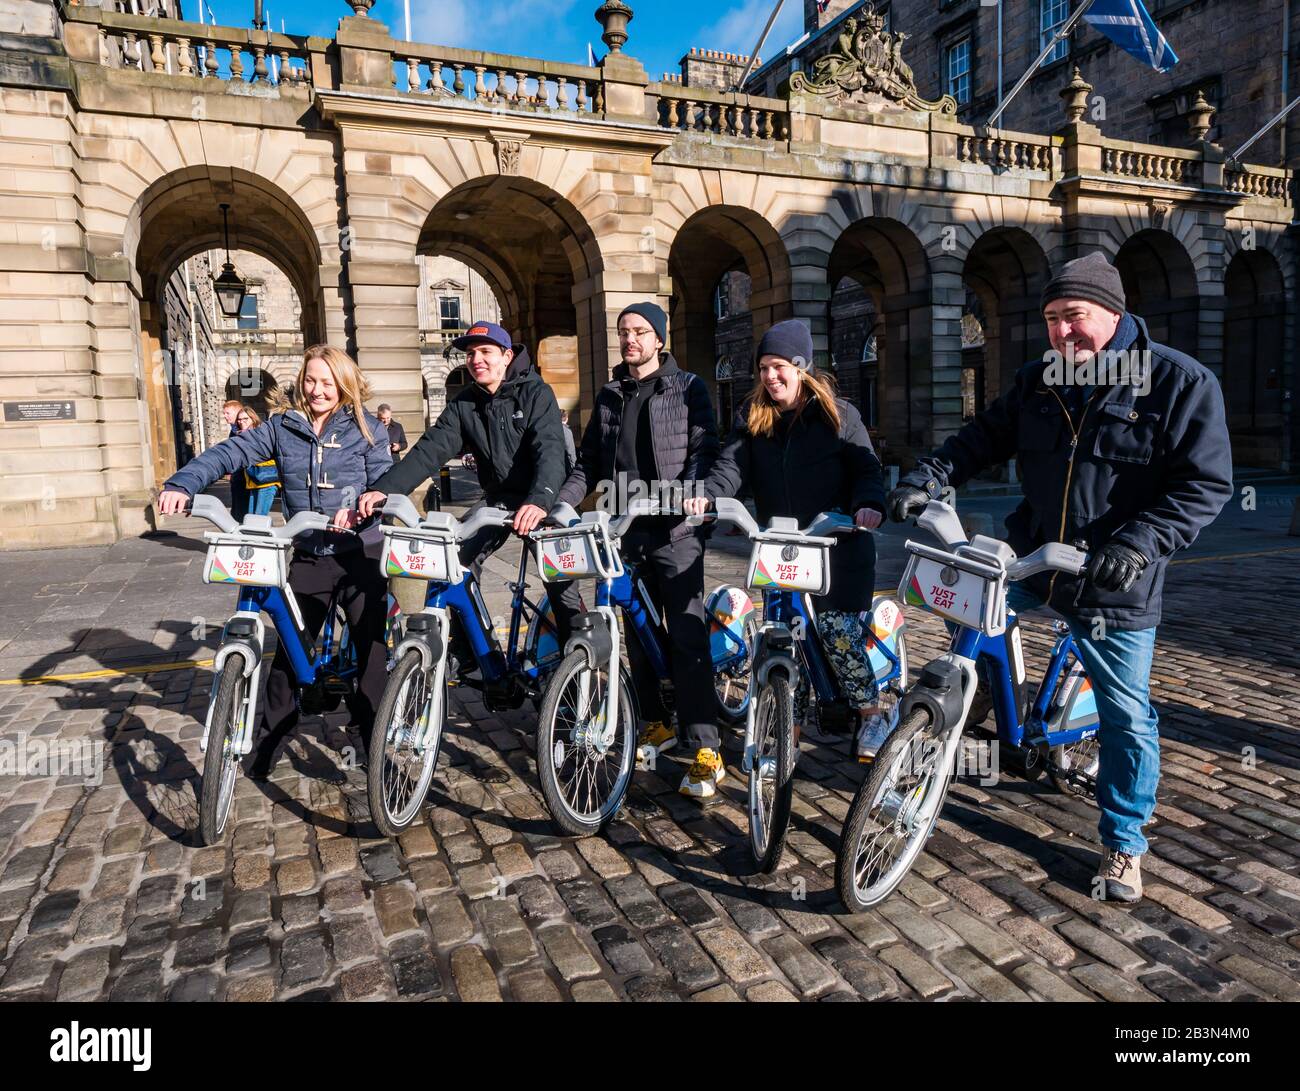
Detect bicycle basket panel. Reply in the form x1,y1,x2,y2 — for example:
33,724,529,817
382,527,460,582
900,550,1004,636
203,538,289,588
746,540,829,595
535,530,602,582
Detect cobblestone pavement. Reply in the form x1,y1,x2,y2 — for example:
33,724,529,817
1,490,1299,1002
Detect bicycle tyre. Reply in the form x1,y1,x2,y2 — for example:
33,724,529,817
749,674,796,873
368,649,444,837
836,708,952,912
536,649,637,837
199,657,246,846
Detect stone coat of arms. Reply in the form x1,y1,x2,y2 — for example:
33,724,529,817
789,3,957,115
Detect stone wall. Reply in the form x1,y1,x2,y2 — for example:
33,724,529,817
869,1,1298,167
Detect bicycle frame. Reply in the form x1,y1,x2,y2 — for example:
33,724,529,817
949,612,1097,750
422,544,561,687
203,580,357,758
741,590,906,772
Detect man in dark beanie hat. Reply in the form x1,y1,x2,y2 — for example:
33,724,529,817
888,248,1232,903
557,300,723,798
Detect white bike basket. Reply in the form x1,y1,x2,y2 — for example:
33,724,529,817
899,541,1007,636
745,536,833,596
382,525,461,583
203,535,291,589
532,526,611,582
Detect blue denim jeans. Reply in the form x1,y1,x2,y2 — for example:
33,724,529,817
1006,585,1159,855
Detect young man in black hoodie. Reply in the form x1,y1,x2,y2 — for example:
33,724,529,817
358,321,579,653
557,302,723,799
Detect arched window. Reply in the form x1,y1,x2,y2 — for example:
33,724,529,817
716,357,736,433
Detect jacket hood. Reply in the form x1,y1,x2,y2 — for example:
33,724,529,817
505,343,536,382
610,351,681,392
466,343,540,402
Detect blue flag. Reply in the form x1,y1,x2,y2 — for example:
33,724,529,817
1084,0,1179,73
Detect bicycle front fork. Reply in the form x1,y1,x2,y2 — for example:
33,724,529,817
202,613,265,757
392,607,450,752
742,622,801,775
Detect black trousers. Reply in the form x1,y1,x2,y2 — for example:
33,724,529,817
257,545,390,761
619,529,718,752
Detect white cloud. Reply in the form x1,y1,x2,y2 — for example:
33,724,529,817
695,0,804,61
412,0,581,52
411,0,470,47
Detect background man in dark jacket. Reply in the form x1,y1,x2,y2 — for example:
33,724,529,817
376,404,408,456
889,251,1233,903
557,301,723,799
358,322,579,652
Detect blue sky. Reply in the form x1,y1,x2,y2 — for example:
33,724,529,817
195,0,806,83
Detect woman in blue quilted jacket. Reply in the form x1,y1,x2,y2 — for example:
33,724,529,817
157,345,392,777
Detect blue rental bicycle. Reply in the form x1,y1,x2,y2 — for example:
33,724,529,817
529,499,758,836
366,495,570,836
709,498,908,872
189,494,356,845
835,498,1098,911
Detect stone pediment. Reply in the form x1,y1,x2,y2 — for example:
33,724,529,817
788,3,956,115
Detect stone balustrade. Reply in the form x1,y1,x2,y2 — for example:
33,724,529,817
1225,165,1291,201
956,131,1055,173
652,83,789,141
1101,142,1202,187
393,45,603,114
68,10,310,85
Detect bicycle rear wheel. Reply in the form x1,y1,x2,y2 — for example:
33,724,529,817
749,674,795,873
714,610,761,725
1048,734,1100,799
836,708,952,912
536,650,636,836
368,649,444,836
199,658,246,846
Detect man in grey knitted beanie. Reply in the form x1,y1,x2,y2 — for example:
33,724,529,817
885,247,1233,905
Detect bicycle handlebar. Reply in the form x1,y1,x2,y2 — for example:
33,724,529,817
909,499,1088,579
1006,542,1089,581
711,497,866,542
377,494,514,542
188,494,329,540
458,505,514,541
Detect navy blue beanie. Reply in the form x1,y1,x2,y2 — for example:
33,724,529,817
757,319,814,370
617,301,667,345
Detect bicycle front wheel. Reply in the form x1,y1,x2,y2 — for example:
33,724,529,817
199,658,246,846
536,650,637,836
749,674,796,873
836,708,952,912
368,649,444,837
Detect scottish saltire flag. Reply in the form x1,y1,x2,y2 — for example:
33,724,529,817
1084,0,1179,73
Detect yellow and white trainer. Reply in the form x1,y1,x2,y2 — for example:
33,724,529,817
680,748,725,799
635,721,677,770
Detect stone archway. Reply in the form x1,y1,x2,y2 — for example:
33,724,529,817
828,217,932,456
1115,230,1199,356
963,227,1053,404
417,175,603,425
666,205,792,399
128,167,325,485
1224,247,1287,467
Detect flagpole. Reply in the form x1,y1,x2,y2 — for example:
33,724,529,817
1231,92,1300,163
986,0,1095,130
733,0,786,92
